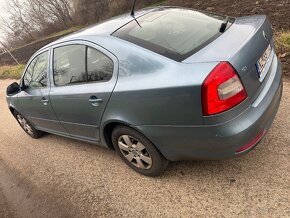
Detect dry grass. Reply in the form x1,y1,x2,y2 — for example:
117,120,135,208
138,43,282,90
0,65,25,79
275,31,290,54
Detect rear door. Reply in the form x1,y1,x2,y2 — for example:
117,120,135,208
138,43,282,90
49,41,118,142
18,49,68,134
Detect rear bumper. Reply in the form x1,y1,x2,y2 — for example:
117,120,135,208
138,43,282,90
137,58,283,161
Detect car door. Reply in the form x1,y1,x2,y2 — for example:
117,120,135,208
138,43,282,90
49,41,118,142
17,49,68,134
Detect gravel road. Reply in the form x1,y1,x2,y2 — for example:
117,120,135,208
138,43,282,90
0,79,289,218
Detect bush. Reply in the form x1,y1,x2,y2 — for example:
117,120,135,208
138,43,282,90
276,32,290,51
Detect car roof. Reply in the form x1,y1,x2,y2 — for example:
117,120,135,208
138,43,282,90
41,7,167,50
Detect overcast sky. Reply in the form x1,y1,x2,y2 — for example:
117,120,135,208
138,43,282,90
0,0,8,42
0,0,8,15
0,0,26,42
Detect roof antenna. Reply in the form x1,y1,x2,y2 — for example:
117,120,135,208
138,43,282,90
131,0,142,28
131,0,137,17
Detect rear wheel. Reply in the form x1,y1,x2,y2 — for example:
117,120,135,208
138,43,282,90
112,125,168,177
14,111,44,139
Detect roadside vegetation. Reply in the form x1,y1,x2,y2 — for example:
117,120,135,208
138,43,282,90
276,32,290,56
0,65,25,80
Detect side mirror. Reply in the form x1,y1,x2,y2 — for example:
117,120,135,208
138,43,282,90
6,82,21,96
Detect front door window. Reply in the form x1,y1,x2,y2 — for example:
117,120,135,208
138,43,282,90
23,51,48,89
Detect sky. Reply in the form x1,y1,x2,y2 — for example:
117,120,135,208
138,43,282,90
0,0,8,16
0,0,6,8
0,0,26,43
0,0,9,42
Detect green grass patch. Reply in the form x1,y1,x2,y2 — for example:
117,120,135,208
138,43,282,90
0,64,25,79
43,26,84,40
149,0,168,6
275,31,290,53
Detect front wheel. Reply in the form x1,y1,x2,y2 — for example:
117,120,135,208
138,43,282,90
112,125,169,177
14,111,44,139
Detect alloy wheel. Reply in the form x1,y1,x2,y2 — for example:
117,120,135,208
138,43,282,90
17,115,34,136
118,135,153,169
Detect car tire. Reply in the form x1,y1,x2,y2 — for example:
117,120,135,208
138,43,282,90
112,125,169,177
14,111,44,139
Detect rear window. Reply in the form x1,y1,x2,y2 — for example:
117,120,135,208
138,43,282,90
112,8,233,62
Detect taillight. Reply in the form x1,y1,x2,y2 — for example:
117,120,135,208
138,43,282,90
202,62,247,116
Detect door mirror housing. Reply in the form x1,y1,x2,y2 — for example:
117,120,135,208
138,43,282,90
6,82,21,96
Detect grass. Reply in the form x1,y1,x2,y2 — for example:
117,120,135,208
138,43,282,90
275,31,290,53
44,26,83,39
149,0,168,6
0,64,25,80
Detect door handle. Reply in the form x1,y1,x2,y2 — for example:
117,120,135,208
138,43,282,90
89,96,103,106
41,97,49,106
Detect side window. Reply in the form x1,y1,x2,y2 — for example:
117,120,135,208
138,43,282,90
87,47,114,82
23,51,48,89
53,45,86,86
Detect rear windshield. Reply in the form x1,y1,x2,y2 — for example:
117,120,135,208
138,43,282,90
112,8,233,62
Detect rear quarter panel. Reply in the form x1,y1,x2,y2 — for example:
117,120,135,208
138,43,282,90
99,37,219,127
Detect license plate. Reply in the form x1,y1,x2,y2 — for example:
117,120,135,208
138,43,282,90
256,44,272,78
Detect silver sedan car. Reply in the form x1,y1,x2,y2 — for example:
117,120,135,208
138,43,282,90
6,7,282,176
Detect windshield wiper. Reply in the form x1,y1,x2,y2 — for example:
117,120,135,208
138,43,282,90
220,16,230,33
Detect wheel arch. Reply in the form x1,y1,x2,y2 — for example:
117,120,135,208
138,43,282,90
102,120,157,153
102,120,136,150
9,106,16,115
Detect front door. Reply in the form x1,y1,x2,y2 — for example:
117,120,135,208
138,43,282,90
49,42,118,142
18,50,68,134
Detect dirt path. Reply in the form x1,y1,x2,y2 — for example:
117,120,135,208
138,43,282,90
0,79,289,217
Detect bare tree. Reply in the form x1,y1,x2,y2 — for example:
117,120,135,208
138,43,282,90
0,0,161,48
25,0,51,30
39,0,74,28
3,0,34,40
72,0,109,24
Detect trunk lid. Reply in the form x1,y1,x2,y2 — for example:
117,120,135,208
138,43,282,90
183,15,274,102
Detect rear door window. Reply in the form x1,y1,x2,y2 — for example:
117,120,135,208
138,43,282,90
53,45,113,86
53,45,86,86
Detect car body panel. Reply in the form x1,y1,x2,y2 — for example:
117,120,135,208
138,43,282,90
48,40,119,142
137,56,282,161
13,48,68,134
